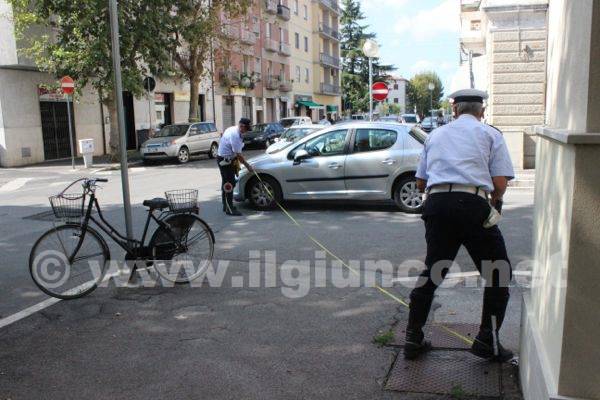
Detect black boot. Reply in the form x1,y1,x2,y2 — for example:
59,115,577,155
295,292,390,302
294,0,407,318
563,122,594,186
471,329,514,363
404,328,432,360
404,290,435,360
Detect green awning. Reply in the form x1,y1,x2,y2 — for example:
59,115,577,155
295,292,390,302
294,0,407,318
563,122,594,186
326,105,338,112
296,100,323,109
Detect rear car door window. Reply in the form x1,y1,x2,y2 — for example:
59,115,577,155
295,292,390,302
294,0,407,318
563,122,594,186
353,129,398,153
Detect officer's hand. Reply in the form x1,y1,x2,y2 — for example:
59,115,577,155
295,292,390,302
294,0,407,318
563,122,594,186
246,165,255,174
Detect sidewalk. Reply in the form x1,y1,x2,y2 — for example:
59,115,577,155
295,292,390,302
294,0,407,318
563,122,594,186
0,153,144,173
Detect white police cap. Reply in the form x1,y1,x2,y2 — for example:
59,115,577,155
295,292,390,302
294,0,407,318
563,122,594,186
448,89,489,104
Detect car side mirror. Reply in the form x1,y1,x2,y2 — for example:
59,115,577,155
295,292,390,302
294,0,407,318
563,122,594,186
293,149,310,165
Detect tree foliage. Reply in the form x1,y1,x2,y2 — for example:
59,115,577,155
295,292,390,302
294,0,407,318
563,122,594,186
9,0,174,156
340,0,394,114
162,0,251,121
406,71,444,118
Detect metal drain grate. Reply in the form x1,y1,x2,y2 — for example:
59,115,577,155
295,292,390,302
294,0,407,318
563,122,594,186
385,350,501,397
392,320,479,350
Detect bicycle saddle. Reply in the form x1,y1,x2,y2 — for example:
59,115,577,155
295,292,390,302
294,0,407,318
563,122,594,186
143,198,169,210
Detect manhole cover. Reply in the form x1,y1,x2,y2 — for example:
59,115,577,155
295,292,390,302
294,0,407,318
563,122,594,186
392,320,478,350
386,350,501,397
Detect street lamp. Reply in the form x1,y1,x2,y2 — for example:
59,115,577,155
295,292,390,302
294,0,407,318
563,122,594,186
362,39,379,121
428,82,435,122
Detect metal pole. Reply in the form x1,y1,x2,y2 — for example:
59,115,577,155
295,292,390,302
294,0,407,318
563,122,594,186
109,0,133,241
66,94,76,169
147,88,152,133
430,90,433,121
368,57,373,121
469,50,474,89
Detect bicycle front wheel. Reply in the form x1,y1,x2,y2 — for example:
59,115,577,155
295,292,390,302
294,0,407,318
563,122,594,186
29,224,109,300
150,214,215,284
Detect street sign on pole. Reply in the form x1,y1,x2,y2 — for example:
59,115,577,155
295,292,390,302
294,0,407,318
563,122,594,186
371,82,389,102
109,0,134,241
60,76,76,169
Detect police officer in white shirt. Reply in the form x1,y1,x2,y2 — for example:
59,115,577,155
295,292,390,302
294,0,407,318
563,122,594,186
217,118,254,216
404,89,516,362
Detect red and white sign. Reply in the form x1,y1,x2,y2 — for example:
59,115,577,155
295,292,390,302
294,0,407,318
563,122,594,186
371,82,389,102
60,76,75,95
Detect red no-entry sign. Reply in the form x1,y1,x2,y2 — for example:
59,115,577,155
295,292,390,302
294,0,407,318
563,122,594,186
372,82,389,102
60,76,75,95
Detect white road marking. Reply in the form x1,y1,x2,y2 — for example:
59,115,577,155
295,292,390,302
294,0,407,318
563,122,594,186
0,178,32,193
0,271,121,330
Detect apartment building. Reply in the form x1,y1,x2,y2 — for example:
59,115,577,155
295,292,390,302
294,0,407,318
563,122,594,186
458,0,549,169
311,0,342,120
0,0,215,167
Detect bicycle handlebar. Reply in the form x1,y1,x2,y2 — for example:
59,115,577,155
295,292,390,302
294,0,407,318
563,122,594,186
57,178,109,196
95,178,109,183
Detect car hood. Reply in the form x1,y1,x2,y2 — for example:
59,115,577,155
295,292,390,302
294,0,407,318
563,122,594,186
247,153,276,166
143,136,181,146
266,140,292,154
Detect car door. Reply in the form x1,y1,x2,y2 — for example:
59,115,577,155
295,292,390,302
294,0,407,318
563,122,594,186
344,127,402,199
278,129,350,199
186,124,202,153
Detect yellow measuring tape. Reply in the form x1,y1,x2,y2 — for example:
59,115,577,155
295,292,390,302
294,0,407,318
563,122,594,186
250,171,474,346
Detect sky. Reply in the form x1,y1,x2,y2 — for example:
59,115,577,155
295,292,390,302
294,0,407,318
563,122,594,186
357,0,461,97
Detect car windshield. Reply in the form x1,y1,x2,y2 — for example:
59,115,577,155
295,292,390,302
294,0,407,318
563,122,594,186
280,119,296,128
251,124,270,133
402,115,417,123
280,127,320,142
155,125,189,137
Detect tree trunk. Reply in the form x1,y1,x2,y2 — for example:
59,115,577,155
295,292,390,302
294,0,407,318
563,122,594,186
188,75,201,122
105,97,121,161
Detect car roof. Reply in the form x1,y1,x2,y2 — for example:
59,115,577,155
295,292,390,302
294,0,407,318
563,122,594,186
286,124,321,129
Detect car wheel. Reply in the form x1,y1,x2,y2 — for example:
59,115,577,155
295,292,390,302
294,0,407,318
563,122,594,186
394,176,423,213
177,147,190,164
248,176,281,211
208,143,218,159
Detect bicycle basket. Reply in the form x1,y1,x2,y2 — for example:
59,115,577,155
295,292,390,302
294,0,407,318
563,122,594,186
49,193,86,220
165,189,198,213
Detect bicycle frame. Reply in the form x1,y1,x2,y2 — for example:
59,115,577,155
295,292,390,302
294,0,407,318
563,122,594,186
66,188,182,263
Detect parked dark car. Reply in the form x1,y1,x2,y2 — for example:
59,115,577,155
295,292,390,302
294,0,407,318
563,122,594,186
243,123,285,148
420,117,438,133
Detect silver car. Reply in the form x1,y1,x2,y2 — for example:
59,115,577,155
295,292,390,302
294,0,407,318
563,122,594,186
140,122,221,164
234,122,426,213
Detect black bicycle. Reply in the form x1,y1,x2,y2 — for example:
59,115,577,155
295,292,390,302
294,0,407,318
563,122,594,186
29,178,215,300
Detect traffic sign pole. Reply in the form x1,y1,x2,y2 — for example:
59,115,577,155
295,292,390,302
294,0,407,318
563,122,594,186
109,0,133,241
60,76,76,169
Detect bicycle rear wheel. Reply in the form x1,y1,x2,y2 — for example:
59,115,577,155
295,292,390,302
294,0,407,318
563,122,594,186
29,224,109,300
150,214,215,284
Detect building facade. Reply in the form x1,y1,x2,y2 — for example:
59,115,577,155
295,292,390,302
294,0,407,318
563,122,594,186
458,0,549,169
0,0,338,167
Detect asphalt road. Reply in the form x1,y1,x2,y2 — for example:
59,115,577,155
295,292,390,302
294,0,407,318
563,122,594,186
0,151,534,399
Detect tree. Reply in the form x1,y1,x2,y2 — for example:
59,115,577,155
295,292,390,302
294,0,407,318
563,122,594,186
406,71,444,118
163,0,251,121
9,0,173,157
340,0,394,114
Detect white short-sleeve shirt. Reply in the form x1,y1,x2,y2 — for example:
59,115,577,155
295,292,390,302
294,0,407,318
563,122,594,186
217,126,244,158
416,114,515,193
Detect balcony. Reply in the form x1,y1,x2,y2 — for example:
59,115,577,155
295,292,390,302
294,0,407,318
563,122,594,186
265,0,277,14
461,0,481,12
241,29,257,45
279,42,291,56
266,75,280,90
222,25,239,39
319,82,341,95
279,79,293,92
277,4,291,20
318,0,340,15
319,53,341,69
219,70,241,87
265,38,279,52
318,23,340,41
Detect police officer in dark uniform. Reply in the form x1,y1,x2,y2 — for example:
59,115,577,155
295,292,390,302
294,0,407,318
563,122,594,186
217,118,254,216
404,89,515,362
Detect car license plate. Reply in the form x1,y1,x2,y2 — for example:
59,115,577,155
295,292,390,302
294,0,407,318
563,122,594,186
147,147,159,153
